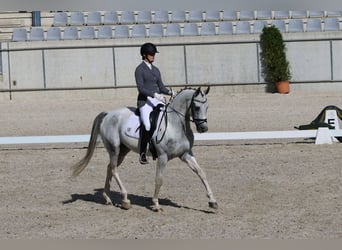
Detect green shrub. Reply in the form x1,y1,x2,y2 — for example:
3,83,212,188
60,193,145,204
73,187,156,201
260,25,291,84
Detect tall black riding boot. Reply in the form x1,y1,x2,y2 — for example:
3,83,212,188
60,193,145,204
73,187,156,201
139,125,151,164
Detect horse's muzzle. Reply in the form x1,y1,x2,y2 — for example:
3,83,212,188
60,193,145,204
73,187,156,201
196,121,208,133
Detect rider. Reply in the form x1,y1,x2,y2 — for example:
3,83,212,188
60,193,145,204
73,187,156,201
135,42,173,164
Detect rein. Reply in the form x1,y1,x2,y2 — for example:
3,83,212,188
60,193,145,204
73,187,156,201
155,103,169,144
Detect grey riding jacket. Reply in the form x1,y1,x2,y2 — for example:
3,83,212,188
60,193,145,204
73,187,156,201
135,61,171,108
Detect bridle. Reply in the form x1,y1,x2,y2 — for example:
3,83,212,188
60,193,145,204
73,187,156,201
166,90,208,123
190,94,208,125
155,90,208,143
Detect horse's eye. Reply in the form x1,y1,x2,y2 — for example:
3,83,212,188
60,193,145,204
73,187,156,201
195,106,200,111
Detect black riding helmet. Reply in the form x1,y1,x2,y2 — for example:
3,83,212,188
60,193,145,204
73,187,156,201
140,42,159,59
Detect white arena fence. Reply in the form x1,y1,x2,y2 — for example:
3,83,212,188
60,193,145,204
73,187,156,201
0,128,341,145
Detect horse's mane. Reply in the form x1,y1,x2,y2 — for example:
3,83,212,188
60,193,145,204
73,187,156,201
173,87,197,98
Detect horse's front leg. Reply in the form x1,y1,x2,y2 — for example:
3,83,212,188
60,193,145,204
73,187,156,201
152,154,168,212
181,152,218,209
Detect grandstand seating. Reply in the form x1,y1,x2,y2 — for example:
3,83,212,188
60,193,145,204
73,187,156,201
253,20,268,33
86,11,102,25
136,11,152,24
308,10,324,18
183,23,199,36
46,27,61,40
188,10,203,22
204,10,220,22
153,10,169,23
273,10,290,19
170,10,186,23
255,10,272,20
165,23,181,36
270,20,286,32
80,26,95,39
288,19,304,32
120,11,135,25
103,11,119,25
3,10,342,42
239,10,255,20
218,21,233,35
149,24,164,37
235,21,251,34
222,10,237,21
291,10,307,19
63,26,78,40
114,25,129,38
97,26,113,39
306,19,322,32
201,22,216,35
326,11,342,17
12,28,27,41
69,12,85,26
30,27,44,41
132,24,147,38
53,12,68,26
324,18,340,31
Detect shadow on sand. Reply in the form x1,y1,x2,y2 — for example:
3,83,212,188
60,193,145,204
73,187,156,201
63,188,215,214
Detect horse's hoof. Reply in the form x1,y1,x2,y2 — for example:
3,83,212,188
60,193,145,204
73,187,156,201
121,200,131,210
103,194,113,205
105,200,113,205
151,206,163,212
209,201,218,209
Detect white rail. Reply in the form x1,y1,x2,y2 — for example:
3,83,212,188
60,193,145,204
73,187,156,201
0,135,90,145
0,128,341,145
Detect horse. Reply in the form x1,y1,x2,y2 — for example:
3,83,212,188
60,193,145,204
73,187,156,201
71,86,218,212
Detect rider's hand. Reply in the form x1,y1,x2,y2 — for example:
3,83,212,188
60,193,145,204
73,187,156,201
154,93,165,102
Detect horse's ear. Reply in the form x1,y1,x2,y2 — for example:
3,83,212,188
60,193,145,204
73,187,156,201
194,87,201,96
204,86,210,95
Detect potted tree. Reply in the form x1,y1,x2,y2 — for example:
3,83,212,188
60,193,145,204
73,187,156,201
260,25,291,94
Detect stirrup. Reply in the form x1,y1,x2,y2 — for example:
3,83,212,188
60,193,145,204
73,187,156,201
139,153,149,164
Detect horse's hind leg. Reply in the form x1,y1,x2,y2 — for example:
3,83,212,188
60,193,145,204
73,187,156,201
103,163,114,205
103,144,131,209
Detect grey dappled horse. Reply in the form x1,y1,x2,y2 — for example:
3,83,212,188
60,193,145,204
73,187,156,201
71,87,218,211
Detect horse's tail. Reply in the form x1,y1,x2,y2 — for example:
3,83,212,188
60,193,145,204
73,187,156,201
71,112,108,177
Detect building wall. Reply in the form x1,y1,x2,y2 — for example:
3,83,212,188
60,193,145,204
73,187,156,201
1,32,342,92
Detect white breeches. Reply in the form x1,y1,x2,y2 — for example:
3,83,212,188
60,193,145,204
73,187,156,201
139,96,164,131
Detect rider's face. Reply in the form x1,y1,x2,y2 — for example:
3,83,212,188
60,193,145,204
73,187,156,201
145,53,155,63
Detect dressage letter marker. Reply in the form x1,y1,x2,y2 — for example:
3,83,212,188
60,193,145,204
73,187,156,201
325,109,340,129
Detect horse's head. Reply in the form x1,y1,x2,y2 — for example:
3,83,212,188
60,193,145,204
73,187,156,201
191,86,210,133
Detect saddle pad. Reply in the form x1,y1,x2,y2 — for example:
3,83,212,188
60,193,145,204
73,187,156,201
124,114,140,139
124,108,165,140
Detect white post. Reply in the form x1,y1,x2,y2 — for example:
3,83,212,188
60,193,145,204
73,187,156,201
315,127,333,144
324,109,340,142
